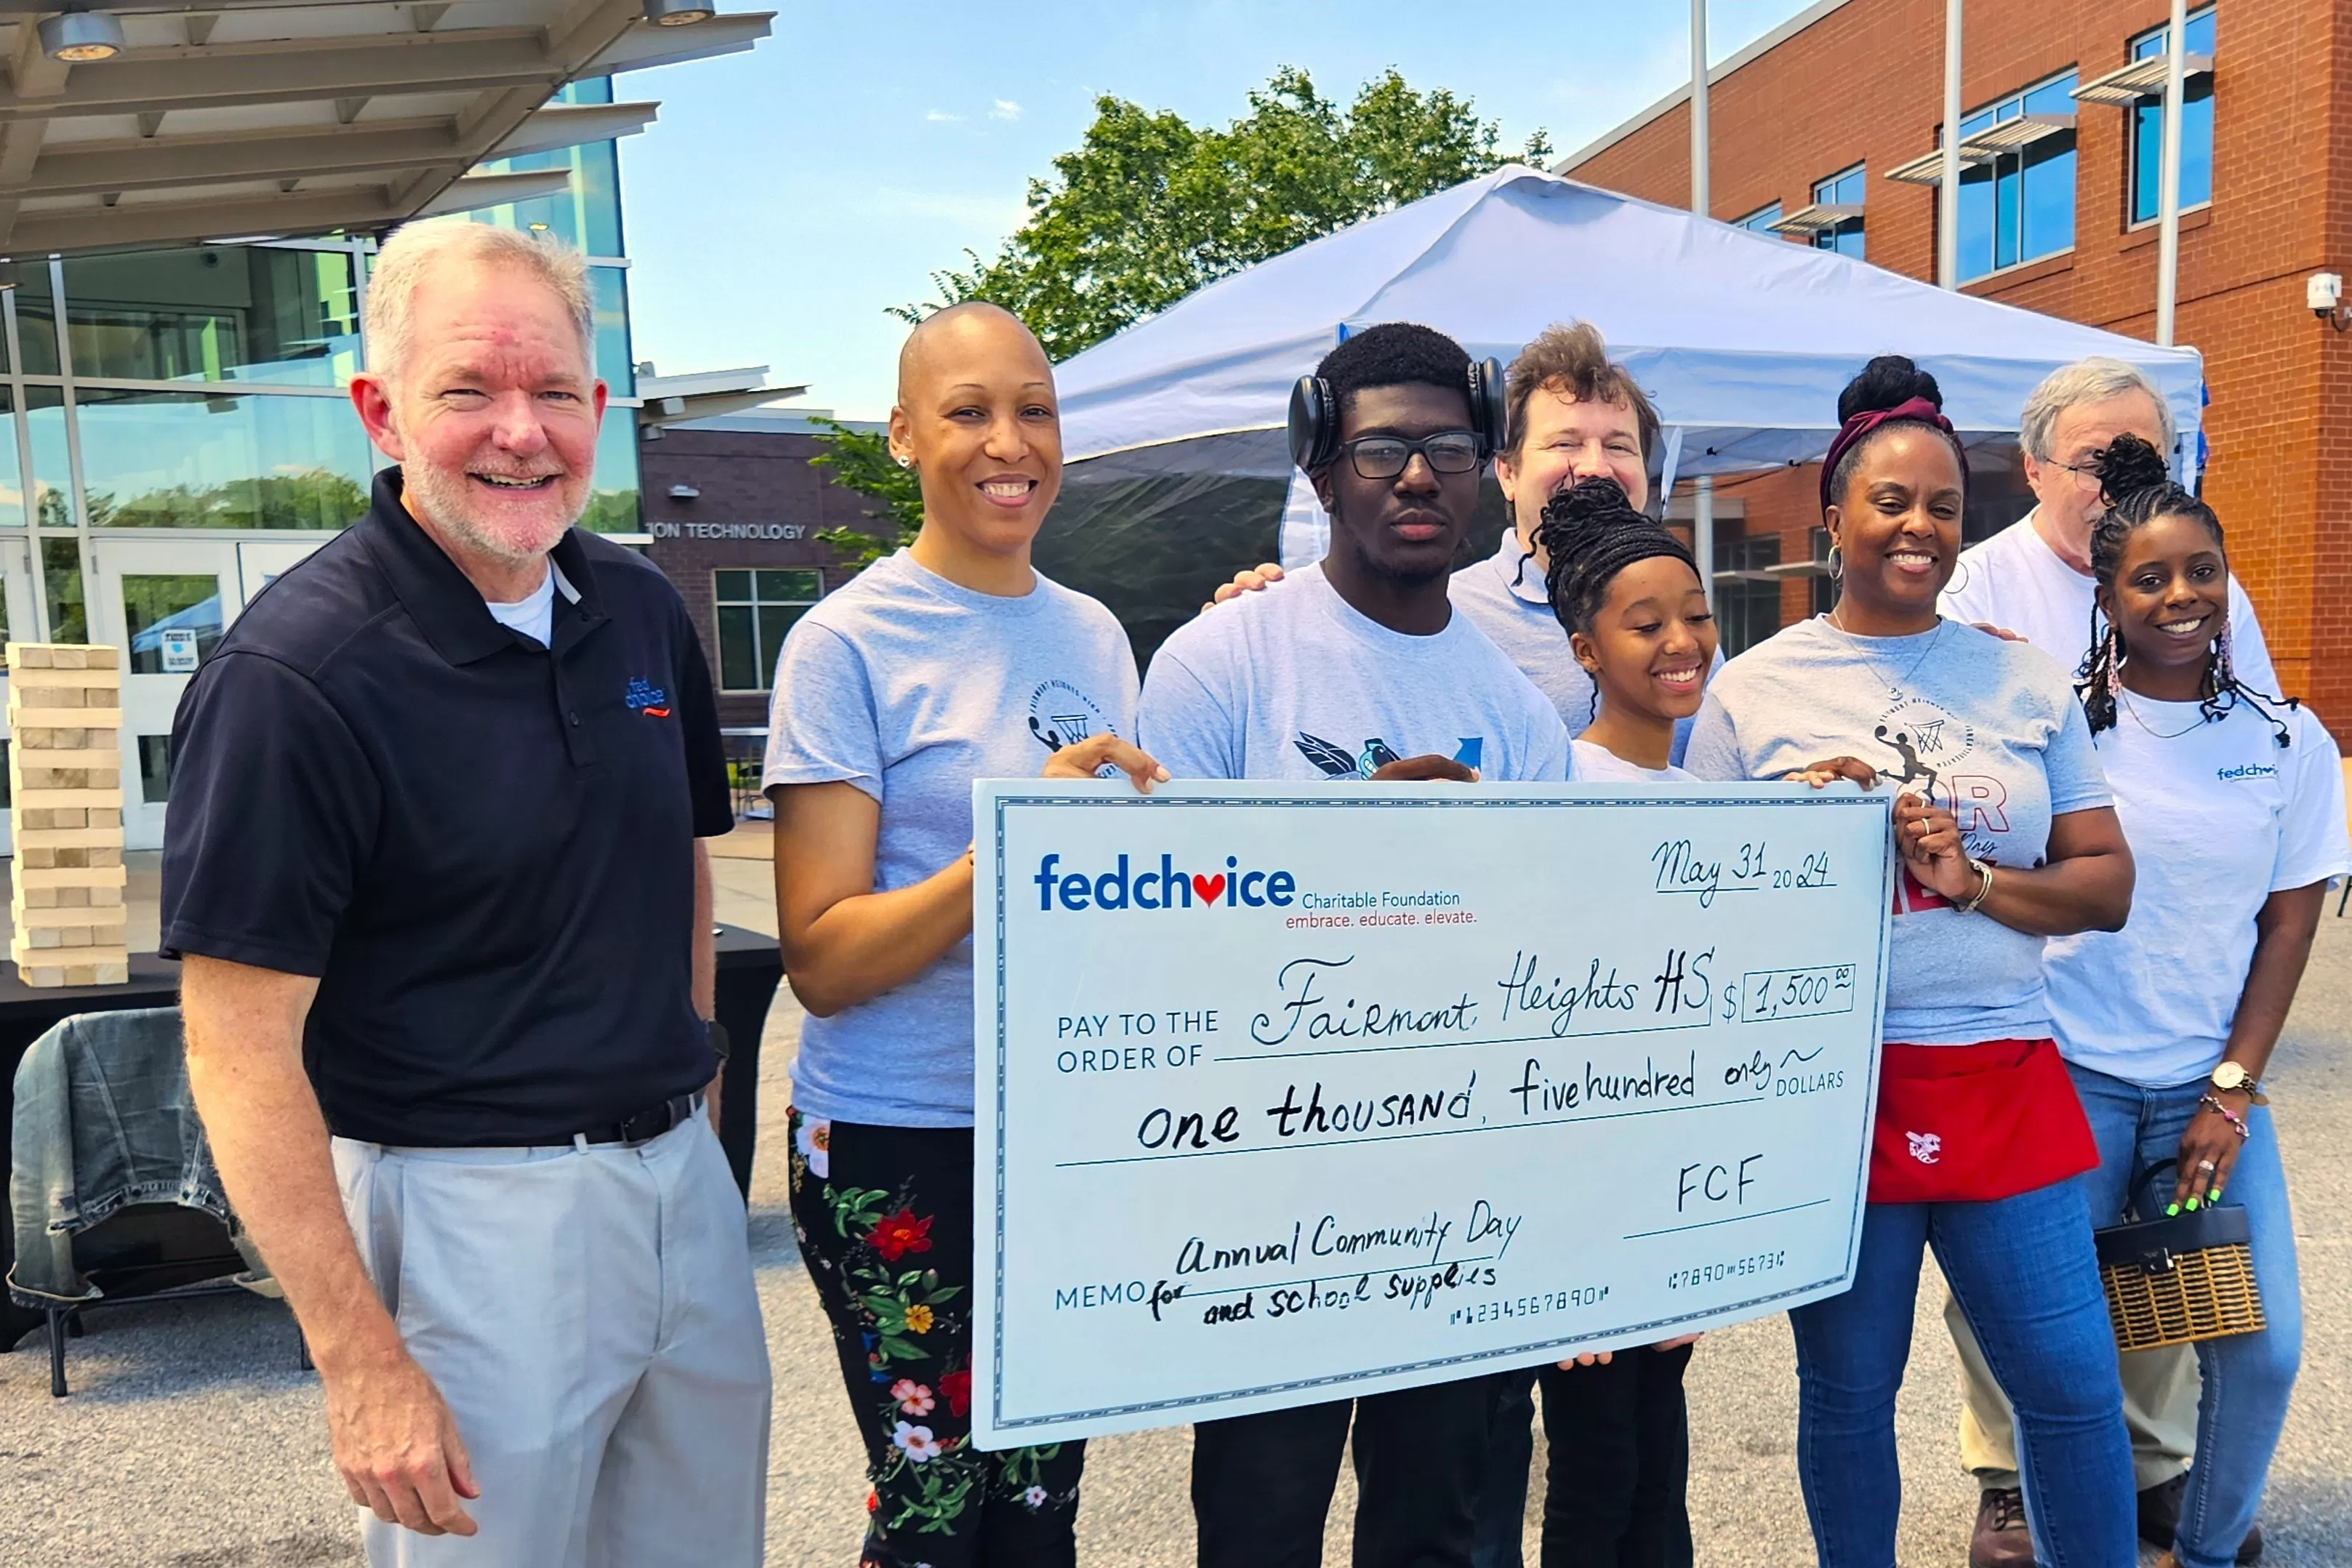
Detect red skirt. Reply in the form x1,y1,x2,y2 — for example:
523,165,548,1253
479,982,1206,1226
1867,1038,2098,1205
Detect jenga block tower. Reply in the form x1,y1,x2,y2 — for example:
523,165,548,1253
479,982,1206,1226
7,643,127,986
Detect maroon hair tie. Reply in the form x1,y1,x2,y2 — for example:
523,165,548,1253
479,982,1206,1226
1819,395,1963,514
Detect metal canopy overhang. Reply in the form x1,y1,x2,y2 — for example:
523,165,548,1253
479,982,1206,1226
2073,53,2214,108
0,0,772,254
1765,201,1862,236
1882,114,2077,186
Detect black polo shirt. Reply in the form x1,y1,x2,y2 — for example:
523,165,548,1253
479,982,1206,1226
160,469,733,1146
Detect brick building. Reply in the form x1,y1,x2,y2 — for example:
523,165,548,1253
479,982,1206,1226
638,411,889,729
1560,0,2351,723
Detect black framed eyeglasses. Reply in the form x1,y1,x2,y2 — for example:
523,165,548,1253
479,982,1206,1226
1338,430,1483,480
2055,449,2109,490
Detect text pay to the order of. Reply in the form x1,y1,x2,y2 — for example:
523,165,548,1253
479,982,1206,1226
971,779,1893,1448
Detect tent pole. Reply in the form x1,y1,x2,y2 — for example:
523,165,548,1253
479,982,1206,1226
2155,0,2187,346
1689,0,1709,216
1938,0,1962,289
1690,0,1713,609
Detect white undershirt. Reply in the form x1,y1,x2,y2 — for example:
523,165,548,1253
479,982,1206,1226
483,563,575,647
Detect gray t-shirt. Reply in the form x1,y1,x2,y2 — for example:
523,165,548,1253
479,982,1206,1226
763,550,1140,1126
1682,616,2111,1045
1450,531,1719,759
1140,562,1570,784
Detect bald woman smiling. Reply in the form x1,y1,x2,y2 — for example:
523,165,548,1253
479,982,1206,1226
760,302,1160,1565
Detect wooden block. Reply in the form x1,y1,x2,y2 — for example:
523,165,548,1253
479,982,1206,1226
9,946,130,987
16,788,124,811
9,644,50,667
13,685,86,708
16,864,126,888
89,808,119,829
50,647,87,669
7,663,120,688
20,885,54,908
88,845,121,868
11,716,123,740
87,886,121,908
10,938,127,965
15,825,117,849
94,963,127,985
83,646,116,670
18,846,52,869
17,906,129,933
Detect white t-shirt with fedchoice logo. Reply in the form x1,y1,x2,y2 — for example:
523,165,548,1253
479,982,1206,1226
763,549,1139,1126
2045,696,2351,1087
1138,562,1570,786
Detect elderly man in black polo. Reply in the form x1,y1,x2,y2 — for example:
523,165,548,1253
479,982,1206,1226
164,222,768,1564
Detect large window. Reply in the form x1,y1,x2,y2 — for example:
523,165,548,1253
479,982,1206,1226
1714,533,1783,657
71,390,375,530
716,569,821,691
35,246,362,387
1735,202,1783,236
1810,166,1866,258
1958,73,2079,280
583,408,641,534
2132,9,2216,225
457,77,625,258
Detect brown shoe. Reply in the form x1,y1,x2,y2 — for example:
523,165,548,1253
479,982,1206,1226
1970,1488,2035,1568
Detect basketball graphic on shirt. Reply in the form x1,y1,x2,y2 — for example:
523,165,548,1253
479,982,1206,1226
1869,696,1975,800
1026,679,1115,754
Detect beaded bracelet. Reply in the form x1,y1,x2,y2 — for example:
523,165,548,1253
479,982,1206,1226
2199,1093,2252,1141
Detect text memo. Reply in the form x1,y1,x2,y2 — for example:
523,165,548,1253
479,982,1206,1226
971,781,1893,1448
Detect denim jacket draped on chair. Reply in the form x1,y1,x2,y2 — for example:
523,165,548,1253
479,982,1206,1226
7,1007,259,1307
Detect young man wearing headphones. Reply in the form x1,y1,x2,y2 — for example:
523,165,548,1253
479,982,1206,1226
1139,322,1569,1566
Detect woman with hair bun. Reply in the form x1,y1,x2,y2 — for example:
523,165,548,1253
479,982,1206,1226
2024,433,2341,1568
1682,355,2139,1565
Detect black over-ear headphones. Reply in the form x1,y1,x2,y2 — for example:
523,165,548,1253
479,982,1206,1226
1286,355,1509,475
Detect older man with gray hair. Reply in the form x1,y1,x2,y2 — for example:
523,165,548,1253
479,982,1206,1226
162,222,769,1564
1941,355,2271,1567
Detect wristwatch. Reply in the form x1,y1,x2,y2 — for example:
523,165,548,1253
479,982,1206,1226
2209,1061,2267,1104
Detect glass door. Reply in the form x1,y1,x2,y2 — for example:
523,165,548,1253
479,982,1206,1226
0,538,40,856
87,539,238,851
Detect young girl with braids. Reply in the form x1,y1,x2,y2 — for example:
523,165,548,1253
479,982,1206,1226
1479,474,1712,1568
2024,433,2345,1568
1683,355,2140,1567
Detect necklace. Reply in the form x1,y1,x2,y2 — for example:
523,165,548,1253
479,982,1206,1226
2117,687,2211,740
1825,611,1947,698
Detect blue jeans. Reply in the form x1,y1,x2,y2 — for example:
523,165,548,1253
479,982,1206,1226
1789,1176,2133,1568
2068,1064,2301,1568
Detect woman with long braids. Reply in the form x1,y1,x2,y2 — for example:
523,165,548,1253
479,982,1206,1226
2031,434,2341,1568
1496,474,1714,1566
1683,355,2138,1566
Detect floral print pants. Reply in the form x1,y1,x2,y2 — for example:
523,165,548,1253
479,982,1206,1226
787,1109,1085,1567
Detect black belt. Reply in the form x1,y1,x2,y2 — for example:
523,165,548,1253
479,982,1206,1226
579,1092,702,1146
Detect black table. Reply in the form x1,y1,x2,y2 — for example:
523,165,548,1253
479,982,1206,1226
1,928,783,1351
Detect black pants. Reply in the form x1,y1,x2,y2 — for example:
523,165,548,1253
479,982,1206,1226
1471,1349,1695,1568
1192,1373,1506,1568
787,1111,1085,1567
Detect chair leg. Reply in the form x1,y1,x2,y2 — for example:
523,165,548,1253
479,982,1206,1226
2337,876,2349,917
65,1309,84,1338
46,1309,68,1398
297,1325,313,1373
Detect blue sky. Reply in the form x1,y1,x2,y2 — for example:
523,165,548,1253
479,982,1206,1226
614,0,1815,419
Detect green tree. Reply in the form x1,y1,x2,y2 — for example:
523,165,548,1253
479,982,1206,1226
810,417,923,568
899,66,1549,358
814,68,1546,570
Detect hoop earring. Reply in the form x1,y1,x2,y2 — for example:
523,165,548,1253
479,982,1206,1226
1826,544,1843,586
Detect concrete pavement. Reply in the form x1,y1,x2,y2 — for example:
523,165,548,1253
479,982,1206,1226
1,840,2345,1563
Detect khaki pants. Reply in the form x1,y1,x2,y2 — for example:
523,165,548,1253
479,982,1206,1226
1946,1290,2198,1492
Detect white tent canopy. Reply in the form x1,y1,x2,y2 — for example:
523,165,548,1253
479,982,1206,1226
1057,165,2204,489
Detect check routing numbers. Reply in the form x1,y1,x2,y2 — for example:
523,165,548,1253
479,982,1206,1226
982,786,1889,1431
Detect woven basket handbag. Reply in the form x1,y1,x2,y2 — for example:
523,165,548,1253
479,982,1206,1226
2094,1158,2266,1353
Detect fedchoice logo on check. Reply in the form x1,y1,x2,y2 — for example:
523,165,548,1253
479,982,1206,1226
1032,853,1297,912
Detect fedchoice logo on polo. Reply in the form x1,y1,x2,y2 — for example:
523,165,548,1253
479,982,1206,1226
1033,853,1296,912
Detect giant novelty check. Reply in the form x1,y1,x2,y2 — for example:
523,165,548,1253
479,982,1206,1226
971,781,1893,1448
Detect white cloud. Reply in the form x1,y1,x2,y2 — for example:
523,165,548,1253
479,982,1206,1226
988,99,1023,121
926,109,963,123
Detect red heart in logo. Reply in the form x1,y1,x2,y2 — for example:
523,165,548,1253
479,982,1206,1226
1192,873,1226,907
